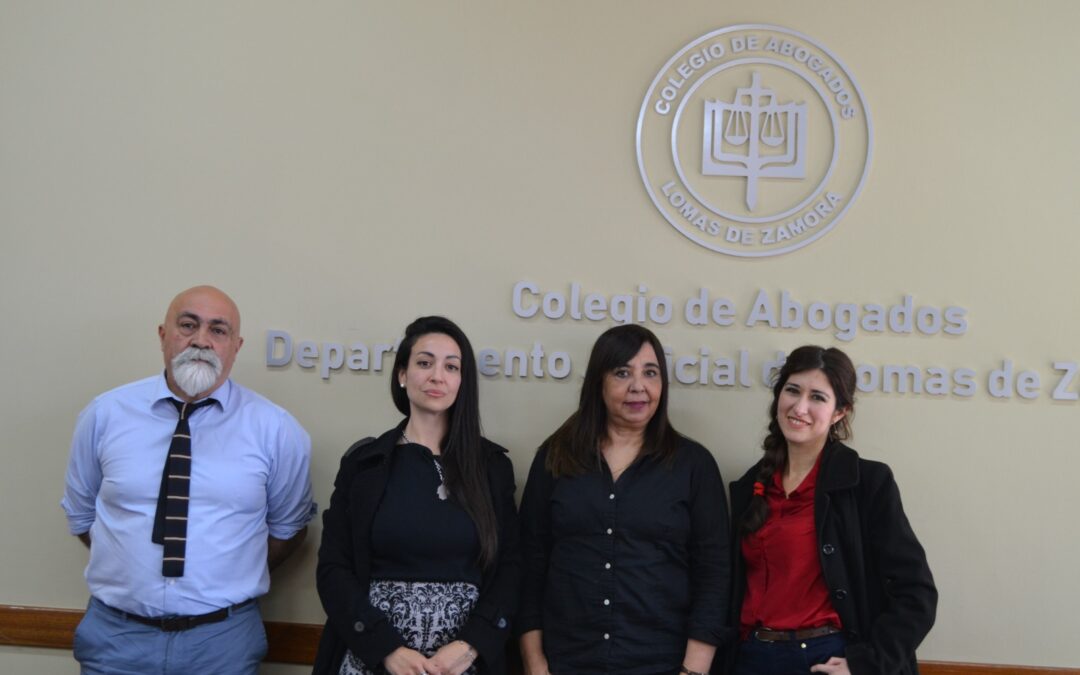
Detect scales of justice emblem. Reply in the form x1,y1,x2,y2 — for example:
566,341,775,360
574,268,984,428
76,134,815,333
637,24,870,257
701,72,807,211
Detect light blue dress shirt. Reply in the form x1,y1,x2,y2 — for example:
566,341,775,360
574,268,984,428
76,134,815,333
62,374,316,617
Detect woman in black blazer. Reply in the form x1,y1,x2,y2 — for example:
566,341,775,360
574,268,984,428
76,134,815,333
728,346,936,675
314,316,519,675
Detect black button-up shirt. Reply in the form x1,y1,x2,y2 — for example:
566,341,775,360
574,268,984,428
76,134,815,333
518,437,730,674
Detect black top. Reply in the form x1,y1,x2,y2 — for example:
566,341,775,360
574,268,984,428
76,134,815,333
518,437,731,675
371,441,481,585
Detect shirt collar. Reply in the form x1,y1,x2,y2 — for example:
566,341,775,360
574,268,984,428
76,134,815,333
152,371,232,411
770,449,823,499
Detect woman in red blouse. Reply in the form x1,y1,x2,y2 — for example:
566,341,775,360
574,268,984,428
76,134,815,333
728,346,936,675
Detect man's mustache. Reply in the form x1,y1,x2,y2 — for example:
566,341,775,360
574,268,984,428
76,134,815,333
173,347,222,370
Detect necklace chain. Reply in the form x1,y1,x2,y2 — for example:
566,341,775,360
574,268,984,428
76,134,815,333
402,430,448,500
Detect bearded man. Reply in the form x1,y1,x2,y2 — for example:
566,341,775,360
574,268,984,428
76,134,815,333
61,285,315,675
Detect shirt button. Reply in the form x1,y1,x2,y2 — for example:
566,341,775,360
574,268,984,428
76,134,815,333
822,543,836,555
606,528,613,535
496,617,507,629
604,562,611,570
603,599,610,606
603,633,610,640
834,589,848,600
353,621,366,633
609,493,615,500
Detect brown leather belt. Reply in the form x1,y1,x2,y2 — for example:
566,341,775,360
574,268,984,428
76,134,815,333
751,625,842,642
103,598,255,632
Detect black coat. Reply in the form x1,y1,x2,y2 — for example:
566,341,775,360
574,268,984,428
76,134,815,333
728,442,937,675
313,424,520,675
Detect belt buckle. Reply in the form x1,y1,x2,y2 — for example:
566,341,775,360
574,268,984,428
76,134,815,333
754,629,782,643
160,616,194,632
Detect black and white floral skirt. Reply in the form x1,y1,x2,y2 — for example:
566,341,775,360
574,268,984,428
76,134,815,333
339,580,480,675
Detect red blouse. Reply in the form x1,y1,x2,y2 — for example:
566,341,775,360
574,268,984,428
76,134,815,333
739,454,841,637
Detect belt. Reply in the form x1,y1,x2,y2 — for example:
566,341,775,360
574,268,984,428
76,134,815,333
102,598,255,632
751,625,842,642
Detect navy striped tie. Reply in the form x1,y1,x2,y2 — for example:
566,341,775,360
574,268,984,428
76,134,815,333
152,398,216,577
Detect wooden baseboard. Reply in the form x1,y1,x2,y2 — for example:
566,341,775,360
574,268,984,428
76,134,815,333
0,605,83,651
2,604,1076,673
263,618,321,665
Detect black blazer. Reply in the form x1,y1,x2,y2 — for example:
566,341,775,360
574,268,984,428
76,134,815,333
313,423,520,674
728,442,937,675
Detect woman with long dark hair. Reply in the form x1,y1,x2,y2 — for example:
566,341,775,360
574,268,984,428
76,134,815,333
314,316,519,675
729,346,936,675
518,324,730,675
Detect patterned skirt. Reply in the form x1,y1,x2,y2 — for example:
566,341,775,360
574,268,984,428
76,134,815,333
339,580,480,675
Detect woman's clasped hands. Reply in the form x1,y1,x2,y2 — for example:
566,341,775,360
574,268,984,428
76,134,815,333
383,640,477,675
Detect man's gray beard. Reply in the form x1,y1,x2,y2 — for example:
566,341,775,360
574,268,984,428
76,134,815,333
171,347,223,398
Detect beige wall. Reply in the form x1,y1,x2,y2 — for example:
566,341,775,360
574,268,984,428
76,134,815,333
2,1,1078,672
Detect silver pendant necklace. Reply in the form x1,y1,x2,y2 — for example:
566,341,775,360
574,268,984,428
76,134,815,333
402,431,448,500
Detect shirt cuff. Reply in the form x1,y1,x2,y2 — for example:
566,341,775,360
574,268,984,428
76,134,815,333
61,500,95,535
267,501,318,539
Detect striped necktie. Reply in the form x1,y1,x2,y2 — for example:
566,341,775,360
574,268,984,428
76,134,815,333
151,397,217,577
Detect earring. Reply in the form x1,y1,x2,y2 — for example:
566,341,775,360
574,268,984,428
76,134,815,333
399,382,405,388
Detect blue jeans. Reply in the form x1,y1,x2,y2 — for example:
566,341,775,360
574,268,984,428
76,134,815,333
734,631,847,675
73,596,267,675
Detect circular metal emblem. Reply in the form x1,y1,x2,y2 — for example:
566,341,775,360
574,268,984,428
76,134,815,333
637,25,872,257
